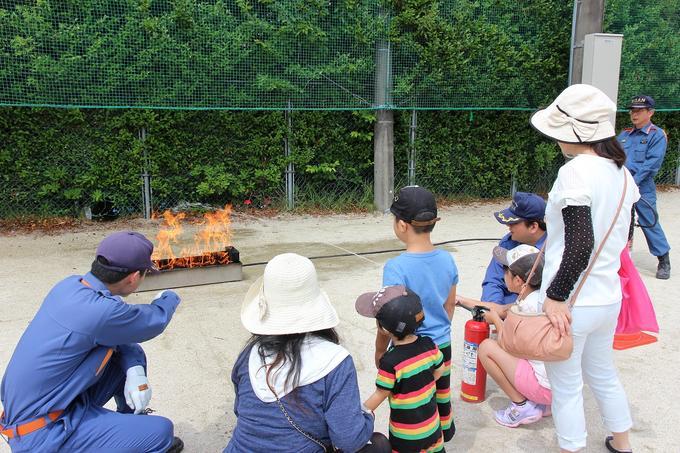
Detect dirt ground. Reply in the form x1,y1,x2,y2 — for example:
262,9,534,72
1,190,679,453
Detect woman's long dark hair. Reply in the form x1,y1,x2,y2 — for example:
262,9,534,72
592,137,626,168
247,328,340,394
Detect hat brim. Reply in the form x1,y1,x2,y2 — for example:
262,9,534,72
241,276,339,335
530,107,615,144
494,208,523,225
355,291,379,318
627,104,652,110
492,246,511,266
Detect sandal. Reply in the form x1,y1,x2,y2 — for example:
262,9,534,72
605,436,632,453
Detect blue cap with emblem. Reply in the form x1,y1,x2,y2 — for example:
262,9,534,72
627,95,655,109
494,192,546,225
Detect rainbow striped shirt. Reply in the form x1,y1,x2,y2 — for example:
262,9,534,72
376,336,444,452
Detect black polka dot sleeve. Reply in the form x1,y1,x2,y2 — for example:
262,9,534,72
546,205,595,302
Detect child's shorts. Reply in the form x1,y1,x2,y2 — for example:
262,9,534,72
514,359,551,405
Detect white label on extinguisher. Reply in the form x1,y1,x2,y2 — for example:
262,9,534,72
463,341,479,385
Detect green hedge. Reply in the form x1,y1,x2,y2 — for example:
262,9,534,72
1,108,677,217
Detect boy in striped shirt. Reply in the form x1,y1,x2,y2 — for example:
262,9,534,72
357,286,446,452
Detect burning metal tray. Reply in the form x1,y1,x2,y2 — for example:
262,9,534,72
136,246,242,292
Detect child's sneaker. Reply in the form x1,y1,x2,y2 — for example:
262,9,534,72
494,401,542,428
537,403,552,417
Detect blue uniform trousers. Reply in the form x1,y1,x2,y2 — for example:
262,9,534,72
636,184,670,257
6,349,174,453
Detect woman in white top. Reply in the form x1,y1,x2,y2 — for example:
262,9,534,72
530,85,640,453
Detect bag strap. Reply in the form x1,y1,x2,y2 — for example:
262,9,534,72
567,169,628,307
519,170,628,307
266,380,330,451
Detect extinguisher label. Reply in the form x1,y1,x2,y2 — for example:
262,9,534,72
463,341,479,385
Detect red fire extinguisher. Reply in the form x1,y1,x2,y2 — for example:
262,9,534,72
460,305,490,403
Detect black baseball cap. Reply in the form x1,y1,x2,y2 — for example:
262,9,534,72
627,95,655,110
390,186,440,226
355,285,424,337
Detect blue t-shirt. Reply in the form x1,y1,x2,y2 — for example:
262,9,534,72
382,249,459,346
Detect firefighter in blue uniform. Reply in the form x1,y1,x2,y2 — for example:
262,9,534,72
1,231,184,452
480,192,547,304
617,95,671,279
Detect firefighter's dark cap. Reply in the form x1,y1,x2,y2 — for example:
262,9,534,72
628,95,655,110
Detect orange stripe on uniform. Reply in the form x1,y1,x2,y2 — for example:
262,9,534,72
0,410,63,439
96,348,114,376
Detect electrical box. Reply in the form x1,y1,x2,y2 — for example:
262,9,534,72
582,33,624,123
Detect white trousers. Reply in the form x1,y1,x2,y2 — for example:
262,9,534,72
544,303,633,451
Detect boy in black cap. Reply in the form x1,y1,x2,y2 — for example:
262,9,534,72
617,94,671,279
377,185,459,441
357,286,446,452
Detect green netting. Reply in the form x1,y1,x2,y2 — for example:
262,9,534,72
0,1,677,110
604,0,680,111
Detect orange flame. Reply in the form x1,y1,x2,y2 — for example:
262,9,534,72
152,205,233,270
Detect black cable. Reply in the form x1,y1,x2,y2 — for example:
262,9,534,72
241,237,501,267
633,199,659,228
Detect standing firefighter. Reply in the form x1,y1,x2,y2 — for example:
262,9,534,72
617,95,671,279
0,231,183,452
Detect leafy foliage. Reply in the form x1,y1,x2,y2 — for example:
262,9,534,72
0,1,678,217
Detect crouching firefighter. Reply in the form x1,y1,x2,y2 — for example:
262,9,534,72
0,231,184,452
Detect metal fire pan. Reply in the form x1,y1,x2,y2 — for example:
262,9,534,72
135,262,243,292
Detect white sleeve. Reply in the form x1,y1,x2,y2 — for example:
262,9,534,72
549,162,591,209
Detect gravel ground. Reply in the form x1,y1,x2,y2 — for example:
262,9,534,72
1,189,678,452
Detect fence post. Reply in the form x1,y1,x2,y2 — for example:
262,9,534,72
675,141,680,186
408,109,417,186
568,0,605,85
284,103,295,209
139,127,152,219
511,173,517,197
373,6,394,212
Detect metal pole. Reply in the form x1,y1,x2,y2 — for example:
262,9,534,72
511,173,517,197
408,110,417,186
675,141,680,186
284,103,294,209
567,0,581,86
373,7,394,212
140,127,152,219
569,0,605,85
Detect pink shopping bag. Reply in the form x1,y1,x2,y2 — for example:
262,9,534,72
617,247,659,334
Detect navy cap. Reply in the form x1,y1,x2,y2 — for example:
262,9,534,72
95,231,158,274
390,186,441,227
494,192,546,225
627,95,655,110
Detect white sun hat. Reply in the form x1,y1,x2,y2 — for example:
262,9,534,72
530,84,617,144
241,253,339,335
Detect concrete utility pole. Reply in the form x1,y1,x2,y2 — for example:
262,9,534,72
568,0,606,85
373,9,394,213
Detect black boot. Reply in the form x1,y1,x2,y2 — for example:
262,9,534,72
167,437,184,453
656,253,671,280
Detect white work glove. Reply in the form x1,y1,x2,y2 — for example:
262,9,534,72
153,290,169,301
124,365,152,414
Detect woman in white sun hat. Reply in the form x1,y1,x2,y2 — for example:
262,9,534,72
530,84,640,453
224,253,390,453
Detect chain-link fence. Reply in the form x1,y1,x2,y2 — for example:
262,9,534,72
0,1,678,218
1,1,678,111
2,109,678,218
